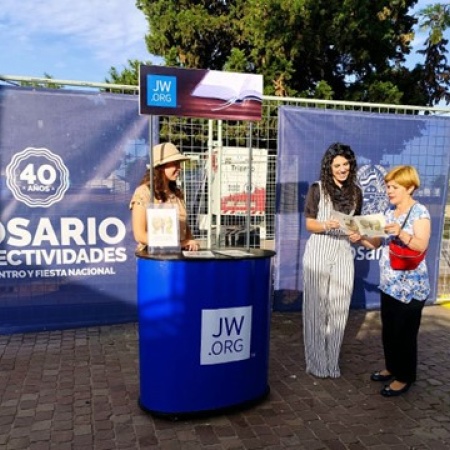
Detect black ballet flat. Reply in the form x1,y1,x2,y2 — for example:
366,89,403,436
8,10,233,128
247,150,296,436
370,370,393,382
380,382,411,397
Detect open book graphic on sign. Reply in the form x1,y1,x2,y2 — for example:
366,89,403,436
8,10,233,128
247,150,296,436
333,211,388,237
192,70,263,110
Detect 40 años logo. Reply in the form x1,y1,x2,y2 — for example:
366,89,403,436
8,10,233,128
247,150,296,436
6,147,69,208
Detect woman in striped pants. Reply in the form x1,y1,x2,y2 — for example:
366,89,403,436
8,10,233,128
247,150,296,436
303,143,362,378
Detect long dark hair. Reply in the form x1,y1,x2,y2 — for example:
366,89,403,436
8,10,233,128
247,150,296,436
138,166,184,202
320,142,359,207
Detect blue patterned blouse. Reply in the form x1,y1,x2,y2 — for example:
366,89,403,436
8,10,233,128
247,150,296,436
378,202,431,303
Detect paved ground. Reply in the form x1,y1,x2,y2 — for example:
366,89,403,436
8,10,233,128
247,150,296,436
1,304,450,450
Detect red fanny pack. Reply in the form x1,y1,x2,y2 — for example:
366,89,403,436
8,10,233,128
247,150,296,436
389,239,426,270
388,204,427,271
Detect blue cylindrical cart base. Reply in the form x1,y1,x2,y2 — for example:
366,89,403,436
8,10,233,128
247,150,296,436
136,249,275,419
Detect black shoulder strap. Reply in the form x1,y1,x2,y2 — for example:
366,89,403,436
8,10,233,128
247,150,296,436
400,203,415,230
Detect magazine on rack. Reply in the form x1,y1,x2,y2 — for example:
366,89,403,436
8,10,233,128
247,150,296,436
332,211,388,237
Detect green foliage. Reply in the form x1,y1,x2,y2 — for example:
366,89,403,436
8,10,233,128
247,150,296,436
134,0,431,104
106,59,140,85
367,81,403,104
417,3,450,105
100,0,450,115
137,0,243,70
104,59,154,92
419,3,450,45
20,73,62,89
312,81,334,100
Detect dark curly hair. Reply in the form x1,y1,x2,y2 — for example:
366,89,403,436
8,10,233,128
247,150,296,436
320,142,359,207
138,165,184,202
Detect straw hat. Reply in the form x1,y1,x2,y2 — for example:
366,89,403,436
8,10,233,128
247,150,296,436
152,143,190,167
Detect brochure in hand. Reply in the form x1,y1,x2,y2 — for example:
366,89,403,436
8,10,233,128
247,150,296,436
332,211,388,237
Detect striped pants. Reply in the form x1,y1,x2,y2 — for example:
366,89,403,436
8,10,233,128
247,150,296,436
302,234,354,378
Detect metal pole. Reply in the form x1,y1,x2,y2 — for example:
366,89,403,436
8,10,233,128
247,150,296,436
207,119,214,249
217,120,223,247
245,122,253,250
148,116,155,203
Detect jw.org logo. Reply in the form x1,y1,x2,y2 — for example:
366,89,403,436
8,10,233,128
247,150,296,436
357,164,389,214
200,306,252,365
6,147,70,208
146,74,177,108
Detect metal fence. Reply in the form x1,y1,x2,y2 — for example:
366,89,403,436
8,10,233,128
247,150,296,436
2,74,450,300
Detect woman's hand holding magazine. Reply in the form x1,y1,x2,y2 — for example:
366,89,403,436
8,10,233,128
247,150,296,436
332,211,388,237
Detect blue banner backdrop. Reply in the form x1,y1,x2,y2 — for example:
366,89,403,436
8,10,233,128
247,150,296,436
274,107,450,311
0,86,154,333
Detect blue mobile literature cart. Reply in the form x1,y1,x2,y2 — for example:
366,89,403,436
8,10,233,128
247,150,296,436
136,248,275,419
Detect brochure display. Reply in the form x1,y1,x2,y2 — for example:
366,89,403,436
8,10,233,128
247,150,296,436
136,249,275,419
137,65,270,418
146,204,181,253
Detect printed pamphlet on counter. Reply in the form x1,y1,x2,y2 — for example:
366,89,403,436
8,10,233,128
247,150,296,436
214,249,254,257
333,211,388,237
182,250,215,258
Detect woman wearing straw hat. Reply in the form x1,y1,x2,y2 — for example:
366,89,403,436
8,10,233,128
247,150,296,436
130,142,200,251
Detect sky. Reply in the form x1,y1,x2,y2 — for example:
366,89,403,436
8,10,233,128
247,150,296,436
0,0,152,83
0,0,449,84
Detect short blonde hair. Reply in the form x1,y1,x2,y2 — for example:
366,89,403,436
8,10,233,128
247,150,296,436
385,165,420,192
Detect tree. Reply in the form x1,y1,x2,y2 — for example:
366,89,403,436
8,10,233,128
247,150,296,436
19,73,62,89
246,0,419,101
104,59,153,91
106,1,450,147
106,59,142,85
135,0,424,104
416,3,450,105
136,0,245,70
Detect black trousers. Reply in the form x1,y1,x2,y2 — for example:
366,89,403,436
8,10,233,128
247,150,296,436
380,291,425,383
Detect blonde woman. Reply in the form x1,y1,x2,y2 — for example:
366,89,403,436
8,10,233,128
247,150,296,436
358,165,430,397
